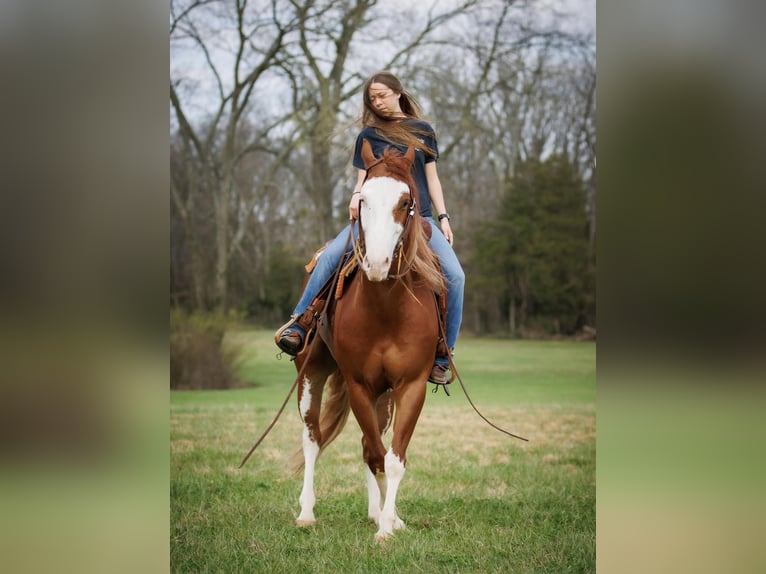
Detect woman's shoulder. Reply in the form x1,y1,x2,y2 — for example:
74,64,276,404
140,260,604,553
355,126,381,142
405,118,434,132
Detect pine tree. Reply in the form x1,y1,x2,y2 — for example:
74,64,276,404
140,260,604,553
473,154,593,336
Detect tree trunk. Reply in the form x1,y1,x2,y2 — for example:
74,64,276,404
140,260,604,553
509,297,516,337
311,139,335,242
215,163,233,311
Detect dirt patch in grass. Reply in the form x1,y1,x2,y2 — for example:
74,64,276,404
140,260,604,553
408,404,594,456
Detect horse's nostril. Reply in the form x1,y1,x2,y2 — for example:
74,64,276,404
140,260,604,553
384,257,390,265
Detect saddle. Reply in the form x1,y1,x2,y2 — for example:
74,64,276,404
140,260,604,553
289,236,448,358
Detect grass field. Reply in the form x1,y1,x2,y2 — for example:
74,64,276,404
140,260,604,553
171,330,595,573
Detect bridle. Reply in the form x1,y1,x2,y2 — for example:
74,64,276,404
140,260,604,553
353,164,417,280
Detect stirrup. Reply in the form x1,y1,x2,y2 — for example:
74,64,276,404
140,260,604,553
428,364,452,396
274,316,305,356
430,381,452,396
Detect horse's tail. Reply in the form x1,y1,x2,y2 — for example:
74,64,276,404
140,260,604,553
290,369,350,473
315,369,351,455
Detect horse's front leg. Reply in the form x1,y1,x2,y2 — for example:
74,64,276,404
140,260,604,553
347,381,391,539
365,465,404,530
365,391,394,524
375,381,426,542
375,449,407,540
365,461,384,524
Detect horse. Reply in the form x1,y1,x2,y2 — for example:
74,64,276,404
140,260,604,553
292,139,444,543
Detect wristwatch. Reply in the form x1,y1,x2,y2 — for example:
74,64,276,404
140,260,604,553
438,213,450,221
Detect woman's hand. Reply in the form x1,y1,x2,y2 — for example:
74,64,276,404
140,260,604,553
440,218,454,245
348,191,361,221
349,170,367,221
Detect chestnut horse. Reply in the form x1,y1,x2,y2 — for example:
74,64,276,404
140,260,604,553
293,140,444,542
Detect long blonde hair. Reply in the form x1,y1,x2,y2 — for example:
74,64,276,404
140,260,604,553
360,71,437,159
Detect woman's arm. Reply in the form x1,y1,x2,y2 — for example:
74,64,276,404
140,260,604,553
348,169,367,221
425,162,454,245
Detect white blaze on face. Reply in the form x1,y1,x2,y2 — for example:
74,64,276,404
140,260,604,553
360,176,408,281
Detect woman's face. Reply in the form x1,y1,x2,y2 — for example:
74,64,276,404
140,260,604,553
368,82,401,116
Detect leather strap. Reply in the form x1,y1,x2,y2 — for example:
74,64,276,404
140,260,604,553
431,292,528,442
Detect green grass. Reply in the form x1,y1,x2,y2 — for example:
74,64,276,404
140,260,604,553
171,330,595,573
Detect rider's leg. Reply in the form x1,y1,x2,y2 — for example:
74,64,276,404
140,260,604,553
276,223,358,354
426,220,465,376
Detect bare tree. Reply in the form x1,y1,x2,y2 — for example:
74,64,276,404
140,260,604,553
278,0,488,243
169,0,596,330
170,0,489,310
408,4,595,333
170,0,298,310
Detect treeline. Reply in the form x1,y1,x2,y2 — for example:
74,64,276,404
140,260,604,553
170,0,595,338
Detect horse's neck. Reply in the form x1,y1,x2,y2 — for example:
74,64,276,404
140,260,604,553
354,276,424,309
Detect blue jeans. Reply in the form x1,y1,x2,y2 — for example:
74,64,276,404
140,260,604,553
291,220,465,359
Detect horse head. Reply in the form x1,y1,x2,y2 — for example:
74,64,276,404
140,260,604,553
358,139,416,281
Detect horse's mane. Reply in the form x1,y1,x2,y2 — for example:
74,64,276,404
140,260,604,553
372,148,417,187
403,213,444,295
374,149,444,295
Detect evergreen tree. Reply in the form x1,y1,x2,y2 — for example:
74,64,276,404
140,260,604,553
473,155,593,336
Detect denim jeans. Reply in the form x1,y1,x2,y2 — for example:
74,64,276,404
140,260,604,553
291,220,465,357
425,220,465,357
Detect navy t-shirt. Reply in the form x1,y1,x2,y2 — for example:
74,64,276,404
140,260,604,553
352,120,439,219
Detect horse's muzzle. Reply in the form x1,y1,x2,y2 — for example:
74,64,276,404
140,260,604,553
361,255,391,282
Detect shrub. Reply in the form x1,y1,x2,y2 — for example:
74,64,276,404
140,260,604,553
170,309,243,389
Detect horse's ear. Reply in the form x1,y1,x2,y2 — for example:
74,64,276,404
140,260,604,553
361,139,377,168
404,145,415,166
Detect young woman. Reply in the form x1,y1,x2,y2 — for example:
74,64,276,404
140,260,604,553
275,71,464,386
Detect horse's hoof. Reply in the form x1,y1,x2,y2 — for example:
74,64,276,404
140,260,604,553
374,531,392,544
296,519,316,527
393,518,406,531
